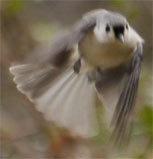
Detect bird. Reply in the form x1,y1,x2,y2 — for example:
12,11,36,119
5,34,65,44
9,9,144,140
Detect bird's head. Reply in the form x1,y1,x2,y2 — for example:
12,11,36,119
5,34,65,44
93,10,130,44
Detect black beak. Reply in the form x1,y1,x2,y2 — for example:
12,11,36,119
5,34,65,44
113,25,125,43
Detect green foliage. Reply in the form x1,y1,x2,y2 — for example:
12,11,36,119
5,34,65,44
109,0,125,9
139,105,153,139
2,0,25,17
134,153,146,159
109,0,139,21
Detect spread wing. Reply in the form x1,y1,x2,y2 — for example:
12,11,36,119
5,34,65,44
10,16,96,100
96,43,143,142
9,16,98,137
112,43,143,142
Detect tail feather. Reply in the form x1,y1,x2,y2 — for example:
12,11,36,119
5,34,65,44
10,64,98,137
35,68,74,112
10,64,59,100
9,64,34,75
36,69,98,137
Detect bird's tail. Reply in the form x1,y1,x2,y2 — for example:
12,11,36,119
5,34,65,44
9,63,98,137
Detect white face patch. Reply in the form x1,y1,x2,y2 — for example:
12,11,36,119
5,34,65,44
125,25,144,45
93,23,115,44
94,21,143,48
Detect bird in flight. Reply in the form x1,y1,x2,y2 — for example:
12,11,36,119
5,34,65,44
10,9,144,140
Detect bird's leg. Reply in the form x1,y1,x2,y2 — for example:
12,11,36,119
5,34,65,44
87,71,96,82
73,57,81,73
95,67,103,82
73,57,103,83
87,67,103,82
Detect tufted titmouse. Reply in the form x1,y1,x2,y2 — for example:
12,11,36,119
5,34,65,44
9,9,144,139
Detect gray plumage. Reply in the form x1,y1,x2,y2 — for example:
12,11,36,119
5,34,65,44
9,9,144,139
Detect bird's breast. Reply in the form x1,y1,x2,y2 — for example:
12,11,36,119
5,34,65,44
79,32,135,70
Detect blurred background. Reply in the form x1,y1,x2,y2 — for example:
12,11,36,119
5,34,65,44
1,0,152,158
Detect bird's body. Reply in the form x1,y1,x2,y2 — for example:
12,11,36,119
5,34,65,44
9,9,144,139
79,10,143,70
79,30,133,69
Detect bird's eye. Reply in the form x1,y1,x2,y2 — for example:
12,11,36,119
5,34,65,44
106,24,110,32
126,24,129,30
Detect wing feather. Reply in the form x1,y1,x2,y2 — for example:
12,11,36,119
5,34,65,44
9,16,97,137
112,44,143,142
10,16,96,99
95,44,143,142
